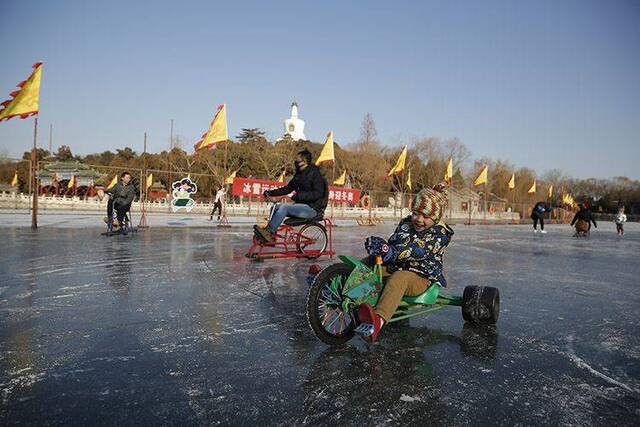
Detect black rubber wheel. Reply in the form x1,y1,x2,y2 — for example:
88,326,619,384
462,285,500,325
306,263,356,345
297,223,328,259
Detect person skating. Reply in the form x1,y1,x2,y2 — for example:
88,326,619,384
530,201,551,234
253,149,328,243
210,185,226,221
355,183,453,343
614,206,627,236
571,202,597,236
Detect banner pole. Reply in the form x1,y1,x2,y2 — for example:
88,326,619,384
31,117,39,230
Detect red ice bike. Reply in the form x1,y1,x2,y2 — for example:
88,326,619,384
245,200,335,261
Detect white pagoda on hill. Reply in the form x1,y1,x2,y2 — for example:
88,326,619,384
281,101,306,141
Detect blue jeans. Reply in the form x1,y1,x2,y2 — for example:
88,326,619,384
267,203,317,233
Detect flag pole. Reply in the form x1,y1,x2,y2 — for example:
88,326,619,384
31,117,39,229
448,176,453,223
483,182,487,222
168,119,173,190
48,124,53,156
139,132,148,228
331,162,335,220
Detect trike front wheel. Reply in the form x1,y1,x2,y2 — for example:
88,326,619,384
306,263,356,345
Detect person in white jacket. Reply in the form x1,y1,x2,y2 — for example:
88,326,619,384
614,206,627,236
210,185,226,221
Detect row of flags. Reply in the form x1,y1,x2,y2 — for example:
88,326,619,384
475,167,552,197
0,63,576,205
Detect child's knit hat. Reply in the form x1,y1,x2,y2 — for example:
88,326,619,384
412,182,448,223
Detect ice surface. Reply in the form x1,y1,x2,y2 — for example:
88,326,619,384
0,222,639,424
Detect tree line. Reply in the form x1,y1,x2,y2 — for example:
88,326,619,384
1,113,638,214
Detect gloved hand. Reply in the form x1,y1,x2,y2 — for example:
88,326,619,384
364,236,396,263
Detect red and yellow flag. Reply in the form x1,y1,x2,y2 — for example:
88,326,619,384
67,175,75,189
194,104,228,152
508,173,515,190
225,170,237,185
444,157,453,182
146,173,153,189
106,175,118,189
0,62,43,122
474,166,488,186
277,170,285,183
315,131,335,165
527,180,537,194
388,146,407,176
11,171,18,187
333,170,346,186
548,184,553,198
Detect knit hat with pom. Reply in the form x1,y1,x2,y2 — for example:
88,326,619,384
411,182,448,223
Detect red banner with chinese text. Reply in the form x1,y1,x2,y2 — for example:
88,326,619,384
231,177,360,204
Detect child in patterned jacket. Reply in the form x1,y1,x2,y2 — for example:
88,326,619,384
356,183,453,342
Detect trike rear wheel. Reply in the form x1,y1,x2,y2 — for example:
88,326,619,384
306,263,356,345
462,285,500,325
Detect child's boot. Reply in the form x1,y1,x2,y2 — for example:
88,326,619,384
355,304,384,343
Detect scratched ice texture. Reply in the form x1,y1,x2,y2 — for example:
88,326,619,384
1,222,639,425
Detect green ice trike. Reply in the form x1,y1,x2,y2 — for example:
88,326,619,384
306,256,500,346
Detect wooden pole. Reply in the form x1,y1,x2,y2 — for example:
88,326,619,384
139,132,149,228
48,124,53,156
483,183,487,222
31,117,39,229
168,119,174,189
448,177,453,222
331,162,335,219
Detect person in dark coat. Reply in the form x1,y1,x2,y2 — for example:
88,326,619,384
98,171,137,232
530,201,552,233
570,202,597,236
253,149,328,242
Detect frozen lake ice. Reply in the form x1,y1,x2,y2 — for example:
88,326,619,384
1,221,639,424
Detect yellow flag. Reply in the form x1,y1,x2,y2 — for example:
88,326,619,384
146,173,153,189
67,175,75,189
333,170,346,186
107,175,118,189
0,62,43,122
508,173,515,189
474,166,488,186
11,171,18,186
194,104,228,152
278,170,285,183
445,157,453,181
548,184,553,198
315,131,335,165
225,170,236,184
388,146,407,176
406,170,412,191
528,180,536,194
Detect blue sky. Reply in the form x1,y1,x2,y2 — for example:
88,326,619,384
0,0,638,179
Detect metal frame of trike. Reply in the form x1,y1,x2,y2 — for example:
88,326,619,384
338,255,463,323
245,218,335,260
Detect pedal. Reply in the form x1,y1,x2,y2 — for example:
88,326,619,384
354,323,374,338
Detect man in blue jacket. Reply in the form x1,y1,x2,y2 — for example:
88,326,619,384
253,149,328,243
